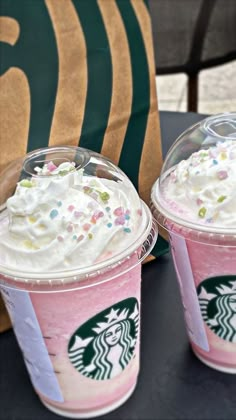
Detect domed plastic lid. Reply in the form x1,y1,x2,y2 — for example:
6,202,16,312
152,113,236,234
0,146,156,285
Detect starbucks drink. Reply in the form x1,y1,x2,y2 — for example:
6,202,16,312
0,146,157,417
151,113,236,373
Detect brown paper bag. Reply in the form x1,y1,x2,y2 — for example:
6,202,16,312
0,0,168,332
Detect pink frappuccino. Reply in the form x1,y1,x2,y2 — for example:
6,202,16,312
151,113,236,373
0,146,157,417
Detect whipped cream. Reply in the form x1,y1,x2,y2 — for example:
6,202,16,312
0,161,144,272
161,140,236,228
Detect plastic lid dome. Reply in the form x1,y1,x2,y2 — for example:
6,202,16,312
0,146,156,285
151,113,236,234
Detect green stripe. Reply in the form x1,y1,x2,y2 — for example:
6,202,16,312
73,0,112,153
116,0,150,190
0,0,58,152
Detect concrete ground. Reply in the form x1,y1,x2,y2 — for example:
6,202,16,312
156,60,236,114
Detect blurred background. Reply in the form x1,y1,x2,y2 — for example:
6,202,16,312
149,0,236,115
156,61,236,114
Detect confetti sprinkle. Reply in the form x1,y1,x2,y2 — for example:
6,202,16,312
124,228,131,233
217,195,227,203
58,163,76,176
83,186,92,194
47,161,57,172
77,234,84,242
198,207,207,218
137,209,142,216
217,170,228,180
28,216,37,224
107,223,112,228
91,215,97,224
114,207,124,216
115,216,125,225
93,210,101,219
196,198,203,206
72,235,77,240
20,179,33,188
220,152,227,160
105,207,111,212
83,223,91,231
99,192,110,202
91,210,103,224
88,233,93,239
57,235,64,242
57,201,62,207
50,209,59,219
59,170,72,176
166,141,236,229
68,205,75,212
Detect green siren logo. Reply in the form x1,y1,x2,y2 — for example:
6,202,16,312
197,276,236,343
68,298,139,380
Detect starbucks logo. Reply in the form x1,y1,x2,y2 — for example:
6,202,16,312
197,276,236,343
68,298,139,380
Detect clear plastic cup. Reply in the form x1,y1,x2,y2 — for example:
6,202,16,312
151,113,236,373
0,146,157,417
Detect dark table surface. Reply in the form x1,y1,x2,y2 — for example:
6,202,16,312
2,112,236,420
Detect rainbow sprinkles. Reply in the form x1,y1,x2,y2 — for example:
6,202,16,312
1,160,144,272
164,140,236,227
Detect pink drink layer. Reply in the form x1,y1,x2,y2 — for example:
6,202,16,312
1,257,141,416
168,222,236,373
190,245,236,371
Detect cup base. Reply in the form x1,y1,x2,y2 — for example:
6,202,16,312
193,350,236,374
40,382,136,418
